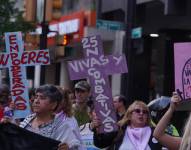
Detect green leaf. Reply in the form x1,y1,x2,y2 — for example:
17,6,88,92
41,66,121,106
0,0,35,36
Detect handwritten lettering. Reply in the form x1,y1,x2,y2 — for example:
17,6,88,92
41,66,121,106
68,35,127,132
113,56,122,65
70,56,109,73
183,78,190,85
185,69,191,77
88,67,114,131
1,51,49,66
1,32,50,119
9,34,26,111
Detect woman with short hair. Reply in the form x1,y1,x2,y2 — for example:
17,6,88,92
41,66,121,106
20,84,81,150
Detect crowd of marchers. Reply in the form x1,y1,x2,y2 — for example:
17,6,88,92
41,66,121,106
0,80,190,150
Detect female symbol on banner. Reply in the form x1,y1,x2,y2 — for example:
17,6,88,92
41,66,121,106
67,35,128,133
174,42,191,101
182,58,191,100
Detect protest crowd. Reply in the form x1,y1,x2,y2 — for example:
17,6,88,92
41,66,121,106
3,0,191,149
0,79,188,150
0,32,188,150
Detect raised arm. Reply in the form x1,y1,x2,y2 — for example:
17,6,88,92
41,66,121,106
90,111,118,148
153,93,182,150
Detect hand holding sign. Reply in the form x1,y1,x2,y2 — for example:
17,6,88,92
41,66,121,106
67,35,128,133
170,92,182,111
0,32,50,118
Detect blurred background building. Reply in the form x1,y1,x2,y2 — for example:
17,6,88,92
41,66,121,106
0,0,189,133
1,0,191,108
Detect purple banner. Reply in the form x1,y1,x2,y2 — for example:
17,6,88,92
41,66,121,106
174,42,191,100
0,32,50,119
67,35,128,133
67,54,127,80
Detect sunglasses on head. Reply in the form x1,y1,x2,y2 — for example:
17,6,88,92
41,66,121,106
132,109,148,115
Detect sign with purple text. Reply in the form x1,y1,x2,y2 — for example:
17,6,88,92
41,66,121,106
174,42,191,100
67,35,128,133
0,32,50,118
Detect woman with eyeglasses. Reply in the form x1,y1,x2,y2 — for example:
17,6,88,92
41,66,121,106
93,100,162,150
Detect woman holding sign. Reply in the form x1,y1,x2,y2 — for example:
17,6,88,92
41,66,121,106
153,93,190,150
93,100,162,150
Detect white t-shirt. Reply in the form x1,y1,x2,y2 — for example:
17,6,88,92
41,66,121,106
56,111,87,150
80,123,101,150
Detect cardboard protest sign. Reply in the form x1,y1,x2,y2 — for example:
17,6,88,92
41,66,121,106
174,42,191,110
68,35,128,133
0,32,50,118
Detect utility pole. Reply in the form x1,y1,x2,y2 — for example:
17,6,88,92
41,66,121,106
40,4,48,50
34,0,48,87
121,0,136,104
40,0,49,85
96,0,102,19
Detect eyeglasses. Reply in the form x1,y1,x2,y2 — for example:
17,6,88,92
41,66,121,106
132,109,148,115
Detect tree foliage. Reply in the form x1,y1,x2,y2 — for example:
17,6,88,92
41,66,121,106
0,0,34,35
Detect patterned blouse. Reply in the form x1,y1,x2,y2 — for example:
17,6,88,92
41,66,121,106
19,113,81,149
